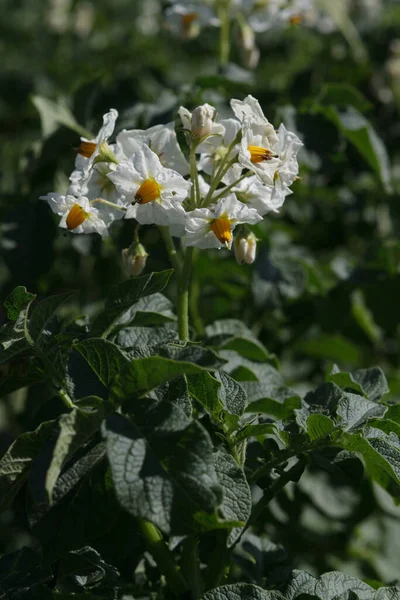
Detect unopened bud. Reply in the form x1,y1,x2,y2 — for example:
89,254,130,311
234,232,257,265
93,141,118,165
122,243,148,277
191,104,215,139
237,18,259,70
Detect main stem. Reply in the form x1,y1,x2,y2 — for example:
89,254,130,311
178,247,194,341
139,520,188,597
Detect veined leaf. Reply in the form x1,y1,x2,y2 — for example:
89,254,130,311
0,421,54,512
104,406,222,535
91,270,173,337
74,338,130,388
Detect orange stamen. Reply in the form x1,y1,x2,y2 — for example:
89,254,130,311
78,141,97,159
182,12,198,27
289,15,302,25
135,179,160,204
248,145,276,163
66,204,87,230
211,217,232,245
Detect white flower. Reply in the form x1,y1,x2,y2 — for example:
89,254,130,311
40,193,108,237
75,109,118,176
108,145,191,231
238,118,281,185
234,231,257,265
273,122,303,189
165,3,219,39
198,118,242,185
184,194,262,249
116,122,189,176
233,175,288,216
231,95,302,187
231,95,276,126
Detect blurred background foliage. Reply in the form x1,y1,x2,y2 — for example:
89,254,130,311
2,0,400,585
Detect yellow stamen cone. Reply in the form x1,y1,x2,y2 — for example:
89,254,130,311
135,179,160,204
66,204,87,230
78,141,97,159
248,145,276,163
290,15,302,25
211,217,232,245
182,12,198,27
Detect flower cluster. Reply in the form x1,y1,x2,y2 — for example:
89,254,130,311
164,0,382,68
41,95,302,269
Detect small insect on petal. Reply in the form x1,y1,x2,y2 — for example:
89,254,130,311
211,217,232,245
248,145,276,163
78,141,97,158
135,179,161,204
66,203,87,230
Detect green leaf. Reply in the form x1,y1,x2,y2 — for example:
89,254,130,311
0,287,37,365
343,429,400,493
0,547,52,599
31,95,92,138
200,583,283,600
3,286,35,321
244,370,301,419
0,421,54,512
92,270,173,337
116,326,178,349
316,83,372,112
158,343,226,369
284,570,376,599
213,451,252,546
205,319,276,363
111,355,214,402
33,407,105,504
117,292,176,328
294,334,364,365
28,291,76,342
234,422,284,444
74,338,129,388
217,371,247,417
320,106,392,193
306,414,335,441
187,371,223,422
351,367,389,402
327,364,366,397
337,394,387,431
104,407,222,535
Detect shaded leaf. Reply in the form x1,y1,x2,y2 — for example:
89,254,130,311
104,408,222,535
74,338,129,388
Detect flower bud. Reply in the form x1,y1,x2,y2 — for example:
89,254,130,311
234,232,257,265
191,104,215,139
121,242,148,277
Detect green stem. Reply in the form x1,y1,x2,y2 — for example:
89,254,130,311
178,247,194,341
190,146,201,209
139,519,188,597
203,157,238,206
212,171,252,202
90,198,127,212
189,271,205,338
181,536,203,599
56,386,76,410
159,226,182,275
248,435,339,485
204,531,230,591
218,1,231,68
